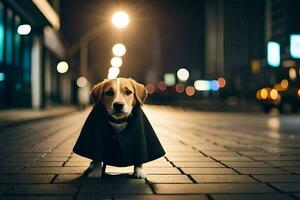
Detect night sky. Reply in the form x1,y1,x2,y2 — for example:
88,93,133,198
61,0,204,83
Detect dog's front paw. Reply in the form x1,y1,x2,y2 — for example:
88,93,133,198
133,168,147,179
88,168,103,178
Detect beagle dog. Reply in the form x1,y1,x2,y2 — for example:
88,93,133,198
87,78,147,178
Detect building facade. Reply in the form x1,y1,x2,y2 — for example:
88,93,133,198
0,0,71,109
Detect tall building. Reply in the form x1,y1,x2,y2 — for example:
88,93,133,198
204,0,265,97
265,0,300,84
0,0,70,109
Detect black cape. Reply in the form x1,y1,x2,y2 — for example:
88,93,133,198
73,104,165,167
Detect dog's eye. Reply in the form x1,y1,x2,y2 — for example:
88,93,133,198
105,90,114,96
125,90,133,96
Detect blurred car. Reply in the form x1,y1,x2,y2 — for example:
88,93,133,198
256,80,300,113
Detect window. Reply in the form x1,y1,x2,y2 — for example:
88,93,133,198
5,9,13,65
0,2,4,63
22,35,31,82
14,15,21,66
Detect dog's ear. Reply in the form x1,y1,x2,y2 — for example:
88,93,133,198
91,80,107,104
130,78,148,105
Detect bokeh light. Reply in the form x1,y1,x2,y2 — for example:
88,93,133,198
175,83,185,93
177,68,189,82
112,11,129,28
76,76,88,88
17,24,31,35
194,80,211,91
158,81,167,91
289,68,297,80
146,84,155,94
185,86,195,96
211,80,220,91
217,77,226,88
270,89,278,100
112,43,126,57
298,89,300,97
110,57,122,68
281,79,289,89
260,88,268,99
108,67,120,79
57,61,69,74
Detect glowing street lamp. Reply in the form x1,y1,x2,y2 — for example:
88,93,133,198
112,43,126,57
57,61,69,74
177,68,189,82
108,66,120,79
17,24,31,35
76,76,88,88
111,57,122,68
112,11,129,28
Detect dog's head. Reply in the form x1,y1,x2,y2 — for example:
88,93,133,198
91,78,147,120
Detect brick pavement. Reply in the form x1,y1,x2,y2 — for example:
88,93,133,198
0,105,300,199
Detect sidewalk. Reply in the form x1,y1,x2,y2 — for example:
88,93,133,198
0,106,77,129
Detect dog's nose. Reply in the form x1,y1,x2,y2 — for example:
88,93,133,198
113,102,124,112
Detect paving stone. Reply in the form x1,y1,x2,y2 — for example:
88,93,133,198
211,194,294,200
144,168,181,175
250,156,299,161
211,156,254,161
253,175,300,182
181,168,237,175
39,157,69,162
235,167,288,175
166,157,214,162
147,175,192,183
0,196,73,200
192,175,256,183
64,161,90,167
0,174,54,183
270,183,300,192
173,161,224,168
55,174,146,184
203,152,240,156
114,194,208,200
20,167,86,174
0,167,22,174
28,161,64,167
281,167,300,174
80,183,153,194
152,183,277,194
221,161,270,168
266,161,300,167
76,195,112,200
0,161,30,167
0,185,12,194
8,184,79,195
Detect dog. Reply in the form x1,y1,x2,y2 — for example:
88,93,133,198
87,78,148,178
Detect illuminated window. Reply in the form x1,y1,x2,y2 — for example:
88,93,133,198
14,15,21,66
0,3,4,63
267,41,280,67
5,9,13,65
22,35,31,82
290,34,300,59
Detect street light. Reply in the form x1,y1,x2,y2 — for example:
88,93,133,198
177,68,189,82
112,11,129,28
108,67,120,79
57,61,69,74
17,24,31,35
111,57,123,68
112,43,126,57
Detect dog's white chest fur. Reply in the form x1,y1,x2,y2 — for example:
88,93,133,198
109,122,128,133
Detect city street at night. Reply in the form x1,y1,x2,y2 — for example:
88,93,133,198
0,105,300,199
1,0,300,199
